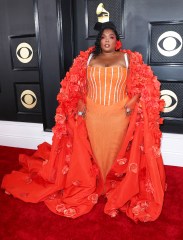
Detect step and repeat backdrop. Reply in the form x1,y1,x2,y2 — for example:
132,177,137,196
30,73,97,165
0,0,183,133
148,21,183,133
73,0,183,133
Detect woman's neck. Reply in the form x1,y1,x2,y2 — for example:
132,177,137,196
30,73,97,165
100,51,116,57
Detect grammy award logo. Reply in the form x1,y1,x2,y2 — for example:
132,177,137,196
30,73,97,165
96,3,110,23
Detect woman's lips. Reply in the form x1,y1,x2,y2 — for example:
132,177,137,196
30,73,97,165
104,44,110,48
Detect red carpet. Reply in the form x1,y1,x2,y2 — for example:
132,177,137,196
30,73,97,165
0,145,183,240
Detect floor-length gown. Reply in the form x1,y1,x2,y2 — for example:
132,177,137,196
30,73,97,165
85,63,130,183
1,49,165,222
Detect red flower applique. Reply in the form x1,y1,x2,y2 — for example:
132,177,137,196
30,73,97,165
115,40,122,50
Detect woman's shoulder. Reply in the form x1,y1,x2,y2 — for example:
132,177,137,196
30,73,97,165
122,49,143,61
117,51,129,60
117,51,126,56
116,51,130,63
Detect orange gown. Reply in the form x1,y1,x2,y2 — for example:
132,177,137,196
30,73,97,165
86,65,129,181
1,47,166,222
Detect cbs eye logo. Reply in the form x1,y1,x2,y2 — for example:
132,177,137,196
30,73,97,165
20,90,37,109
16,42,33,63
157,31,183,57
160,89,178,113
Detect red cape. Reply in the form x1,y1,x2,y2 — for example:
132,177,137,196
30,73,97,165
2,47,166,222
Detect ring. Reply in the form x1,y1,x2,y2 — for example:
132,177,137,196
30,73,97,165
78,111,84,116
125,105,131,115
126,107,131,114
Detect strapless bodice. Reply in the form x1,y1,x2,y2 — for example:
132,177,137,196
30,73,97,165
87,66,128,105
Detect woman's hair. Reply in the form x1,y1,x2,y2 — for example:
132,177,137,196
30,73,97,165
92,22,120,57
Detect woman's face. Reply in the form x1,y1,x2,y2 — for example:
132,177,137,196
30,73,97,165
100,29,117,53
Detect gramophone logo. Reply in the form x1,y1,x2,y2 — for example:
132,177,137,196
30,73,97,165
96,3,109,23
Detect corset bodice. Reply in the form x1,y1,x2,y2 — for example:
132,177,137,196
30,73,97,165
87,66,128,105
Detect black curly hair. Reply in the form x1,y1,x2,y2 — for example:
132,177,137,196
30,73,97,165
92,22,120,57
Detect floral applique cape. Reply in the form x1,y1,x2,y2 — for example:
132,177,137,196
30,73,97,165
2,47,166,222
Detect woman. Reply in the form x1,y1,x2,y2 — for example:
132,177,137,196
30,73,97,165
85,22,140,184
2,22,166,222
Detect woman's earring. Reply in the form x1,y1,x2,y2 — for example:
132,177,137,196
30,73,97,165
115,40,122,50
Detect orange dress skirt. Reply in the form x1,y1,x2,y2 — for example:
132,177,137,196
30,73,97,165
86,66,129,181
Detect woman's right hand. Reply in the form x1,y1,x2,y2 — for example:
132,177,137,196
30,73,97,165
124,94,140,116
77,99,86,117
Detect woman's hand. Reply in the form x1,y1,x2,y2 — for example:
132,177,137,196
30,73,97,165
124,94,140,116
77,99,86,117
